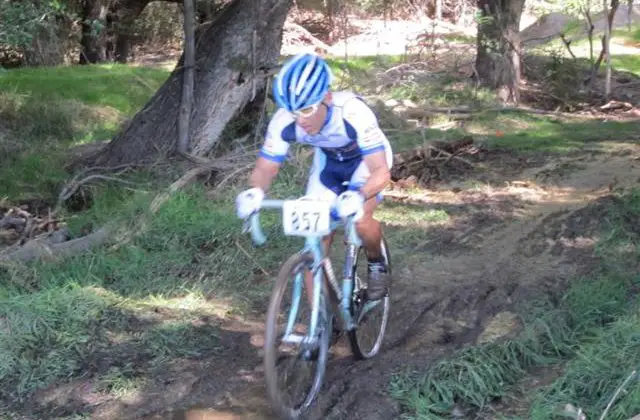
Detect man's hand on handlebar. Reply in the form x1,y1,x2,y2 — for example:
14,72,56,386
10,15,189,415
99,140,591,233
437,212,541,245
235,187,264,219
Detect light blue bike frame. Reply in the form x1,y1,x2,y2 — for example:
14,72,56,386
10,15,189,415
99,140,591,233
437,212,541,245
246,198,377,348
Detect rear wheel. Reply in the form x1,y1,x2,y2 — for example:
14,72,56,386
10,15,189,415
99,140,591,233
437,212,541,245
347,237,392,360
263,252,331,419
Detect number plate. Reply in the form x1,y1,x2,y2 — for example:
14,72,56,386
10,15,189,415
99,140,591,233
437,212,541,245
282,199,331,237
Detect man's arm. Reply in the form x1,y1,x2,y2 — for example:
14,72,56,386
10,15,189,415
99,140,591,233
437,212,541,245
359,150,390,201
249,156,282,193
249,109,294,193
342,97,392,200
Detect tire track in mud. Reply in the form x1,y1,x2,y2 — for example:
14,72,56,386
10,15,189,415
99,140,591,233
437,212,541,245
120,148,640,420
297,150,640,419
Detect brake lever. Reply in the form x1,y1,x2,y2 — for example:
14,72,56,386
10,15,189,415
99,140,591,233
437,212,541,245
242,217,252,234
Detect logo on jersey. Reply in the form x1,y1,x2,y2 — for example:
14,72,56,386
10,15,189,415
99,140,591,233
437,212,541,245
361,123,383,146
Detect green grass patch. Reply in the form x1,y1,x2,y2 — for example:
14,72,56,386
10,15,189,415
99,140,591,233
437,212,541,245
0,183,303,402
529,312,640,419
478,112,640,154
384,110,640,155
390,188,640,419
0,64,169,115
377,202,450,227
0,285,118,398
11,186,297,301
0,64,170,201
611,54,640,75
538,22,640,50
385,75,499,109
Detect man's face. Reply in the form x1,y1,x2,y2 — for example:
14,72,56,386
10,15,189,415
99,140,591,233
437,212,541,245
294,92,332,135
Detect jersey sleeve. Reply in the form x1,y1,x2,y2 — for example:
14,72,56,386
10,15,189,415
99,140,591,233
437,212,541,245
259,110,295,163
342,98,388,156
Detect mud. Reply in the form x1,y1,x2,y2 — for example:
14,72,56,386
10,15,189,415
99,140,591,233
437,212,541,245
8,143,640,420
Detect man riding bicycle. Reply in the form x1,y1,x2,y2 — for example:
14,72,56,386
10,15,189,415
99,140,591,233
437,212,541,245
235,52,393,301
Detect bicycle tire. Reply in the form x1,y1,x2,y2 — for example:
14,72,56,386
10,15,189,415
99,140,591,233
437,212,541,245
347,236,392,360
263,251,332,419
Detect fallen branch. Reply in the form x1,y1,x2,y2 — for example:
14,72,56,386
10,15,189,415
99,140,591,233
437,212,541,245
1,143,256,264
58,175,138,203
390,136,479,186
149,165,214,214
559,33,577,59
427,145,475,167
398,108,473,120
211,162,254,193
0,216,26,230
54,164,140,214
0,226,111,263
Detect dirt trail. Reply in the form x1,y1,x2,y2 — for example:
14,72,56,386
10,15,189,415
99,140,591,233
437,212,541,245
82,144,640,420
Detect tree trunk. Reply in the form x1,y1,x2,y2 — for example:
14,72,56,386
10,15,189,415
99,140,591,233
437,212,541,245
114,35,131,63
109,0,153,64
475,0,525,103
177,0,196,154
603,0,620,100
79,0,112,64
93,0,293,166
587,0,620,89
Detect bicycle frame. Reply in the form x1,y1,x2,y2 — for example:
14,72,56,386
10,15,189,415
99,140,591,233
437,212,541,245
245,198,376,348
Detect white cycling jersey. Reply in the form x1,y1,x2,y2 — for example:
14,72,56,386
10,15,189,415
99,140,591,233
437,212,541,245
259,91,393,202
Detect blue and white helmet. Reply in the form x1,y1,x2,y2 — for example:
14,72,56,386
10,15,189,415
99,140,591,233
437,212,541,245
272,53,333,112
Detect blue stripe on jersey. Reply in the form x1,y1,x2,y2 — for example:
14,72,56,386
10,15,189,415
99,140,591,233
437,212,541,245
259,150,286,163
361,145,386,155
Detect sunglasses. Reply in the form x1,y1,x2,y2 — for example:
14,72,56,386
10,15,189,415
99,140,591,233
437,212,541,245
292,102,321,118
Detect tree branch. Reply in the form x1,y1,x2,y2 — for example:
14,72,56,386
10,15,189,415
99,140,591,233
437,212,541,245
0,227,111,263
177,0,196,154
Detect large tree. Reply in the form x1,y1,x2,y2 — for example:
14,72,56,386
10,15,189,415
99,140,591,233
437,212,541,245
475,0,525,103
91,0,293,166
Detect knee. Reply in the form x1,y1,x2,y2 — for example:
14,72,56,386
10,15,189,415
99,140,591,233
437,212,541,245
355,213,378,232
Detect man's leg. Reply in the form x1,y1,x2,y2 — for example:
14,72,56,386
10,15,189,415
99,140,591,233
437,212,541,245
355,197,388,300
356,197,383,257
348,154,390,300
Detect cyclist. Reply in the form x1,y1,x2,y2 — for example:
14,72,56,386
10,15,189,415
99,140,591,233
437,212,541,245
235,52,393,301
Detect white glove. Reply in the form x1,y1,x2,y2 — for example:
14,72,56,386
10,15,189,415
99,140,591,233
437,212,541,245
236,187,264,219
335,190,365,221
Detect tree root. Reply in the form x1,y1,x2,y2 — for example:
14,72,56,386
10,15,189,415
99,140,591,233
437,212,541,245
1,144,256,264
0,226,110,263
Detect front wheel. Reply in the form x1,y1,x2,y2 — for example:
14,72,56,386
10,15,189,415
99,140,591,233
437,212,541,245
263,251,331,419
348,237,392,360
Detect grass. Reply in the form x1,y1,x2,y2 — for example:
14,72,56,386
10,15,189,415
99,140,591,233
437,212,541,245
611,53,640,75
389,188,640,419
0,63,170,201
537,21,640,51
385,109,640,155
479,113,640,153
0,183,302,403
0,64,170,116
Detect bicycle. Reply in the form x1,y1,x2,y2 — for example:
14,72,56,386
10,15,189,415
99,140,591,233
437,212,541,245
242,194,392,419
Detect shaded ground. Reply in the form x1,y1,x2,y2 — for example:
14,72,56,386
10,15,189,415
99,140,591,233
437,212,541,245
13,136,639,420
